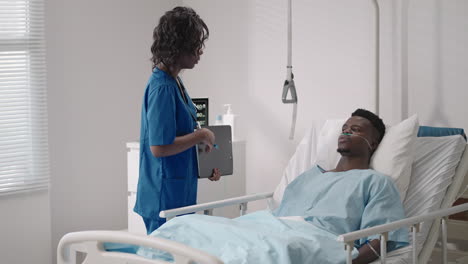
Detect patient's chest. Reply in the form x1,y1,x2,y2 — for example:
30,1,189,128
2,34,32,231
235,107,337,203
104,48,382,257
273,166,385,235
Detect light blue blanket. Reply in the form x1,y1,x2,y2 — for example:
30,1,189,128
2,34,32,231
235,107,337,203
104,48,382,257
137,166,408,263
137,210,359,264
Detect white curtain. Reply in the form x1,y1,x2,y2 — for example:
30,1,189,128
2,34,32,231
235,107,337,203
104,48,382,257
0,0,49,194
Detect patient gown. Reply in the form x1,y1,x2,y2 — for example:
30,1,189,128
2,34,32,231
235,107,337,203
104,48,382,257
138,165,409,264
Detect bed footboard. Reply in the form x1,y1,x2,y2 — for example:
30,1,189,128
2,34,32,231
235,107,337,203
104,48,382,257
57,230,223,264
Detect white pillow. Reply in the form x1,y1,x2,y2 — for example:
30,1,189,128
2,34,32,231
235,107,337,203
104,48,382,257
315,115,419,201
370,114,419,201
315,119,345,170
271,120,325,209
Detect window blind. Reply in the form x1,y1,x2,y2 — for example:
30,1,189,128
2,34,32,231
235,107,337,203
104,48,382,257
0,0,49,194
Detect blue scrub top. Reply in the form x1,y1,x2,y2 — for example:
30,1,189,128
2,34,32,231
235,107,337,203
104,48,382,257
134,68,198,220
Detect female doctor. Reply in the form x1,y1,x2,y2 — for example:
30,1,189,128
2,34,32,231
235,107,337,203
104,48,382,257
134,6,221,234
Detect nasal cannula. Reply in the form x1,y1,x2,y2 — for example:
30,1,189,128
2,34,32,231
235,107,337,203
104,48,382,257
341,133,372,150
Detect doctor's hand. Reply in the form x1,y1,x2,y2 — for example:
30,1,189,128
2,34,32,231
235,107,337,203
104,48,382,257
198,128,215,152
209,168,221,181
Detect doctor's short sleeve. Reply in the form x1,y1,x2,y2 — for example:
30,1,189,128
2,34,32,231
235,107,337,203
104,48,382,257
147,85,176,146
358,175,409,251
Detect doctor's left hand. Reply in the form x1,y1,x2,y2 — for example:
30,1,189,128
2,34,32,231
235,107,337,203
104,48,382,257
209,168,221,181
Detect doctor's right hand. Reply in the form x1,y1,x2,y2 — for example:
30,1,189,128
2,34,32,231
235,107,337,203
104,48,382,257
198,128,215,152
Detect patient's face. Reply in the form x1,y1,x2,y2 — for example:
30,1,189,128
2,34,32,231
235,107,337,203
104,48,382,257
337,116,376,155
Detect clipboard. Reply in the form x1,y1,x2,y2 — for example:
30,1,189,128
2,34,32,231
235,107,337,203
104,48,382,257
197,125,233,178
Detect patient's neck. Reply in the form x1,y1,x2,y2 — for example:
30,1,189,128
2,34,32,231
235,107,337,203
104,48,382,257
331,156,370,172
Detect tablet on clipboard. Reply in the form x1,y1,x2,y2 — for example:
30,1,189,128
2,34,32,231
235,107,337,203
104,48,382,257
197,125,233,178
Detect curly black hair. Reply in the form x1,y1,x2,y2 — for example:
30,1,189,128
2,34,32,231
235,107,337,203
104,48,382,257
151,6,209,69
352,108,386,144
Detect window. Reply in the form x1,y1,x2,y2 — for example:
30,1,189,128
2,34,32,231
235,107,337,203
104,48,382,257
0,0,49,194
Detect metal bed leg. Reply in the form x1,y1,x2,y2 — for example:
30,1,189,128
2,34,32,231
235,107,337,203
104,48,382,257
411,223,420,264
345,242,353,264
68,245,78,264
380,232,388,264
240,202,247,216
441,217,448,264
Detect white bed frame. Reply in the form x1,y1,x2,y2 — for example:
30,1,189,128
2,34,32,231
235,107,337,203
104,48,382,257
58,0,468,263
58,142,468,264
57,231,223,264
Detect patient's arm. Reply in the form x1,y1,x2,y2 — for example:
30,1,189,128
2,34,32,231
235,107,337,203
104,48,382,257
352,239,380,264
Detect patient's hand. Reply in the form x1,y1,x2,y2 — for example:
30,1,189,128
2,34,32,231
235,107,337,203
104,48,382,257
353,239,380,264
209,168,221,181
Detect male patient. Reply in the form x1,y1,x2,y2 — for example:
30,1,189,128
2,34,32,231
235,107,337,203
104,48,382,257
138,109,408,264
274,108,408,263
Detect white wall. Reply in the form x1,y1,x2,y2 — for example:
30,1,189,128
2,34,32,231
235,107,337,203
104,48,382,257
0,191,51,264
408,0,468,129
46,0,180,262
179,0,250,139
182,0,378,211
183,0,468,211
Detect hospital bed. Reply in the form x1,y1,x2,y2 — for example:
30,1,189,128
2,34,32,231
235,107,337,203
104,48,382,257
58,122,468,264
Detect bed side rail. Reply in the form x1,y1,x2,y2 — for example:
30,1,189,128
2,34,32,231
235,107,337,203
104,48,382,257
337,203,468,264
57,230,223,264
159,192,274,220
